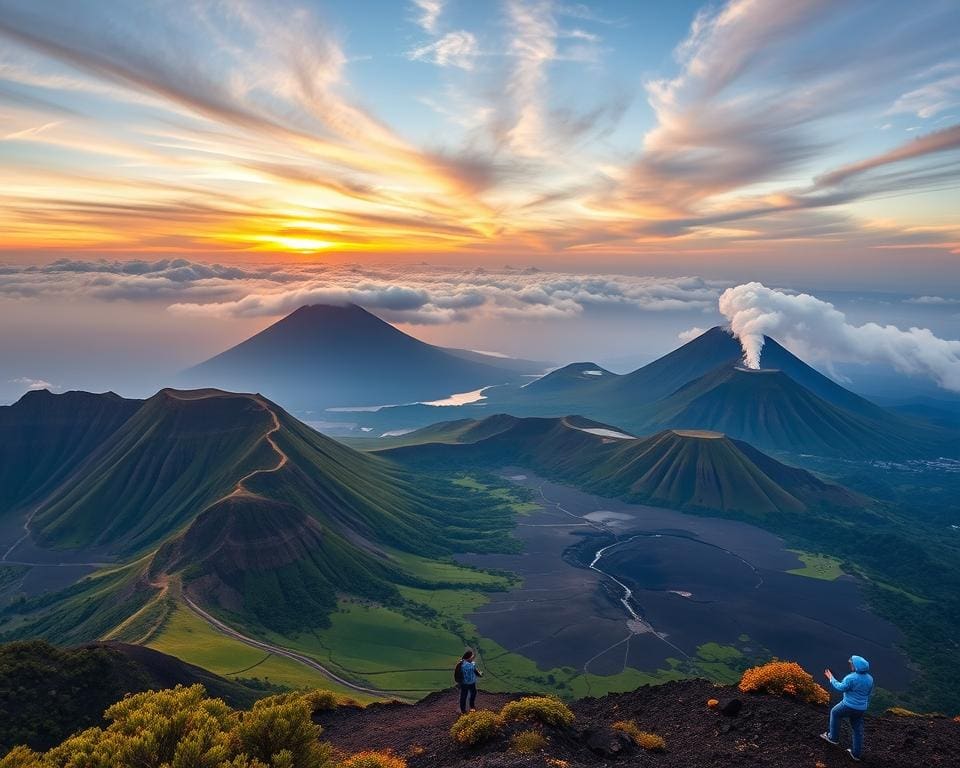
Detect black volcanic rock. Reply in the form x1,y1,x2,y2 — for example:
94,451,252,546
313,679,960,768
181,303,524,409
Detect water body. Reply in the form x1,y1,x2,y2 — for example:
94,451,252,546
326,385,500,412
457,471,912,690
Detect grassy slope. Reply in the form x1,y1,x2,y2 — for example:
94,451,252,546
380,415,865,520
6,389,520,643
31,390,271,552
146,602,376,701
0,390,142,516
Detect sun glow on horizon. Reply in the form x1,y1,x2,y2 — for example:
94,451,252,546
0,0,956,271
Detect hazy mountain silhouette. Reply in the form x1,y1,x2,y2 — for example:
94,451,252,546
181,303,537,410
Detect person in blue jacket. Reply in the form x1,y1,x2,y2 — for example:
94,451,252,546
820,655,874,761
456,649,483,714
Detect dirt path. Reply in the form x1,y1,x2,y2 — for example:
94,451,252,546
181,594,400,699
170,398,410,699
226,398,288,499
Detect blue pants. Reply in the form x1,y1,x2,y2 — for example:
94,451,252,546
829,702,865,758
459,683,477,713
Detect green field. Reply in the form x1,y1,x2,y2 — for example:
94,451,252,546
388,550,512,588
693,642,746,683
147,603,378,702
453,474,540,515
787,550,845,580
251,580,693,700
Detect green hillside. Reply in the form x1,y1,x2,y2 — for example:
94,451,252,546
380,414,866,518
0,390,141,517
30,390,273,552
1,389,517,644
643,365,933,458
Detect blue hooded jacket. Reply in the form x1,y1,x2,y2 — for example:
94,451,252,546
831,655,874,710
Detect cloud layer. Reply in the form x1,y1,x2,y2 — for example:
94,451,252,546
720,282,960,392
1,258,724,325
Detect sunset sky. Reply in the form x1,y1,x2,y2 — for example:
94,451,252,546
1,0,959,401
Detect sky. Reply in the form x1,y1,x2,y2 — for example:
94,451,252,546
1,0,959,402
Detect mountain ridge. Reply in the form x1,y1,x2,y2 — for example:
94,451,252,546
378,414,866,518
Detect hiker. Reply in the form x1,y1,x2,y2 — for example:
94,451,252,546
820,655,874,762
455,648,483,714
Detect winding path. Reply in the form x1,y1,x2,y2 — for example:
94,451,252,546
173,398,409,698
181,594,401,699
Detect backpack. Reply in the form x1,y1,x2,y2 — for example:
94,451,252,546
454,660,464,684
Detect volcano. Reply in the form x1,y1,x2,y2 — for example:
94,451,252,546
470,327,952,459
181,303,538,410
643,364,938,458
380,414,865,518
7,388,514,641
583,326,894,420
0,390,142,516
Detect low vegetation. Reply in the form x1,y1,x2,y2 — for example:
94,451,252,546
340,752,407,768
738,661,830,706
787,550,845,581
886,707,924,717
612,720,666,751
500,696,575,727
450,697,575,749
0,684,336,768
510,729,548,754
449,710,502,746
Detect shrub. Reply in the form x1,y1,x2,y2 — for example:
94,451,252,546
45,684,238,768
0,746,44,768
706,699,719,709
612,720,666,751
500,697,574,727
450,710,502,746
510,730,547,754
341,751,407,768
738,661,830,705
237,696,332,768
251,690,345,715
0,685,335,768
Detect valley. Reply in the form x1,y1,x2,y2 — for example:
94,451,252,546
0,317,958,716
454,472,911,695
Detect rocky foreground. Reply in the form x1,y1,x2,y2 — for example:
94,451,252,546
316,680,959,768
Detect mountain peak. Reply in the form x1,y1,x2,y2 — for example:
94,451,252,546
182,302,519,409
288,302,366,317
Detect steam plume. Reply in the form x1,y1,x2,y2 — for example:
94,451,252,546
718,282,960,392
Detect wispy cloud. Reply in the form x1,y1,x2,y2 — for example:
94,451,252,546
8,376,54,391
0,0,957,267
412,0,444,34
408,31,478,70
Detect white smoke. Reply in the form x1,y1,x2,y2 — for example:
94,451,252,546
718,282,960,392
